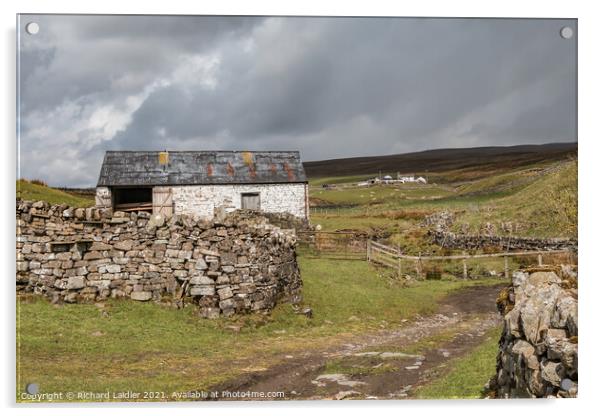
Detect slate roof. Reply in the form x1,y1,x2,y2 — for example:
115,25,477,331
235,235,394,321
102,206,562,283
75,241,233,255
97,150,308,187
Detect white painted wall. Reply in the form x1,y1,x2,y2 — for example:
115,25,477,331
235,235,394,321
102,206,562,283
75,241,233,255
171,183,307,219
95,186,111,208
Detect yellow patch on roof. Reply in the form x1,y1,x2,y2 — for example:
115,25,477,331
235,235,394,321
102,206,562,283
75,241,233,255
158,151,169,165
242,151,254,166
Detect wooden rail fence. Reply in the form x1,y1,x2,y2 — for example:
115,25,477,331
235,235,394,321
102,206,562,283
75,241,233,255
297,231,367,259
367,240,574,279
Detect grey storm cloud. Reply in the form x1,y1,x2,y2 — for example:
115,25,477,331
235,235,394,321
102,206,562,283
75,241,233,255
17,15,576,187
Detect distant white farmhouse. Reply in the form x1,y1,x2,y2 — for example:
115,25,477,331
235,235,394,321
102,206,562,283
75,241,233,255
356,173,428,187
397,173,427,184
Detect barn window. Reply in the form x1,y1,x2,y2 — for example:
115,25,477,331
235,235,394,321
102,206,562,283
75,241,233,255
113,187,153,212
241,192,260,211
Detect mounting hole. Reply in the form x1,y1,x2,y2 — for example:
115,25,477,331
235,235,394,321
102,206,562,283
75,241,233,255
26,383,39,395
560,26,573,39
25,22,40,35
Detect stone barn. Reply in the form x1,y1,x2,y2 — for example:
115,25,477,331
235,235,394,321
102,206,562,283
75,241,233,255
95,150,309,219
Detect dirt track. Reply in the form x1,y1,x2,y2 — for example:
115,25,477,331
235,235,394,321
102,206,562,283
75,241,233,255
206,283,505,400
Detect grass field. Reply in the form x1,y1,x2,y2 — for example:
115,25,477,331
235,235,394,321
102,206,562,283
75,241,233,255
17,256,503,401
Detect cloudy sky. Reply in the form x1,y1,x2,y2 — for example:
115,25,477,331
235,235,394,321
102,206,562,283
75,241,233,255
18,15,576,187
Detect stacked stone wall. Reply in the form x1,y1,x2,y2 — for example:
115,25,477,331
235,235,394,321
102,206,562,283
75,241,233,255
16,200,302,318
490,266,578,397
430,231,577,252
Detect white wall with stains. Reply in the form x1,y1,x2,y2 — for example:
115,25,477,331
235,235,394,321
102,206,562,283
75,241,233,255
95,186,112,208
171,183,308,219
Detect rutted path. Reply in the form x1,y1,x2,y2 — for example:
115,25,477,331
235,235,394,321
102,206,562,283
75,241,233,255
207,284,505,400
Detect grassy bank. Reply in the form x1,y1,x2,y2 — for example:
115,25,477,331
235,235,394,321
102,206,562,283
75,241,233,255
17,180,94,208
17,256,503,401
415,325,501,399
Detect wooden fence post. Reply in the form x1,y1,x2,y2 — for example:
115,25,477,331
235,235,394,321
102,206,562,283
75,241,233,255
415,252,423,280
366,240,371,262
397,244,401,278
462,251,468,279
504,256,509,279
538,253,543,266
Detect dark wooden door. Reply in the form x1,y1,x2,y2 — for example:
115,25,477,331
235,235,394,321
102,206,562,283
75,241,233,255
241,193,260,210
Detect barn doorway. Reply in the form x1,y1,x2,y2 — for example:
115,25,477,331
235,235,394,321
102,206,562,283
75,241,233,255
113,187,153,212
241,192,260,210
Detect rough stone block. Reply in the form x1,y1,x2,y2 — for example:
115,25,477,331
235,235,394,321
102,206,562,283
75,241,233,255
194,258,208,270
190,285,215,296
66,276,86,290
130,291,152,301
190,275,214,285
217,287,233,300
90,242,112,251
114,240,133,251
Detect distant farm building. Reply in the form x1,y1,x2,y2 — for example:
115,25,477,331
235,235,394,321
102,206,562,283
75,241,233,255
95,150,309,219
397,173,427,184
357,173,428,186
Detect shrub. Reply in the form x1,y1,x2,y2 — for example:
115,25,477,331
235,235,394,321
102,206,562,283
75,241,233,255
29,178,48,187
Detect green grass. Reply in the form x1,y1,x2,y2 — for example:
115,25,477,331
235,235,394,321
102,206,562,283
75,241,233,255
299,257,503,325
451,160,577,238
312,184,454,206
17,180,94,208
455,168,539,196
17,256,502,401
415,325,501,399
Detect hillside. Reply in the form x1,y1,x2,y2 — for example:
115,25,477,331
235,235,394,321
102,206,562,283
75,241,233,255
451,160,577,238
17,180,95,208
308,157,577,244
303,142,577,180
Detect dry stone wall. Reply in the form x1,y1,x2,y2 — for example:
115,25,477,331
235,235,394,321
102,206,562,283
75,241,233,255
430,230,577,252
16,200,302,318
490,266,578,398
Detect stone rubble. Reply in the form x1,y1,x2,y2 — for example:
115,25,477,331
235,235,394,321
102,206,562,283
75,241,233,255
423,211,455,232
489,267,578,398
16,199,303,318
